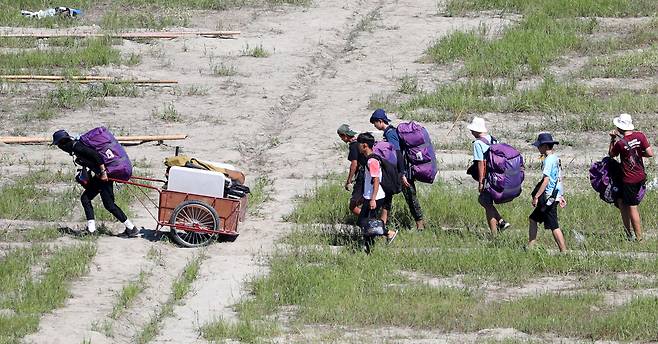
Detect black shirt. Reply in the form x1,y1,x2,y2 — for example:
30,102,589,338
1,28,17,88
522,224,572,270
61,140,104,173
348,141,368,168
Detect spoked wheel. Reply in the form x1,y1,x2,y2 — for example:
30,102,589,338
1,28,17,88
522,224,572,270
168,200,220,248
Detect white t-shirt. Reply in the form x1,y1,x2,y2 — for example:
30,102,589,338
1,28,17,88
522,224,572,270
363,157,386,200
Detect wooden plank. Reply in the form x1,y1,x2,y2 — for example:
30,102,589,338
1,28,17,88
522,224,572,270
0,134,187,145
0,75,178,84
0,31,240,39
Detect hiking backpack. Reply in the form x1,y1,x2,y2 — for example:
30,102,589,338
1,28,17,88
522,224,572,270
396,122,438,183
373,141,397,165
79,127,132,181
479,137,525,204
367,154,402,196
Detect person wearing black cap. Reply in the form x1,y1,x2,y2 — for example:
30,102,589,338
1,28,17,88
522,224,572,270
369,109,424,230
337,124,366,216
528,133,566,252
52,130,139,237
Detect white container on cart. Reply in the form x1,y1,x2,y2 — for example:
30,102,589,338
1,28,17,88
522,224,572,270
167,166,226,198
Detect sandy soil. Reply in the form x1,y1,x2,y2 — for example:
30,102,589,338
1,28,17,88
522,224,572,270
1,0,655,343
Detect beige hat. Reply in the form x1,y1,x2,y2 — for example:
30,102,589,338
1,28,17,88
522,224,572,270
613,113,634,131
467,117,487,133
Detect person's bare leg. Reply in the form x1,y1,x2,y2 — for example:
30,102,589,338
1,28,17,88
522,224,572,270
479,198,501,235
551,228,567,252
628,205,643,241
350,198,362,216
616,199,632,238
528,219,538,248
380,208,388,224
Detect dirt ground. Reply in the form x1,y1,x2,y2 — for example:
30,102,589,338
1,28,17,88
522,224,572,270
1,0,653,343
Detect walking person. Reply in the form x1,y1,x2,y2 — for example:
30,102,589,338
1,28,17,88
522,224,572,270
52,130,139,237
527,133,567,252
608,113,654,241
369,109,425,230
356,133,397,243
468,117,510,235
337,124,366,216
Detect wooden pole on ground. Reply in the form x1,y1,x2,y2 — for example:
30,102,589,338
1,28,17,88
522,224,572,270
0,134,188,145
0,75,178,85
0,31,240,39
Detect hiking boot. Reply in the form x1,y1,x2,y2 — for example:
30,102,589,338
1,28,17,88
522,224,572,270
497,219,511,232
119,226,140,238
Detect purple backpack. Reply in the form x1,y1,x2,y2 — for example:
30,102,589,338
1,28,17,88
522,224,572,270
79,127,132,181
480,138,524,204
589,157,647,204
373,141,397,165
397,122,438,184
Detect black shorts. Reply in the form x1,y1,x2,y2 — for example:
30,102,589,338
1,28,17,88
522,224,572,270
382,194,393,211
529,194,559,230
350,179,364,205
619,181,645,206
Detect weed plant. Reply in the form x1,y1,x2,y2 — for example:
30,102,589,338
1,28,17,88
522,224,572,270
0,227,62,242
152,102,181,122
249,176,273,215
211,63,238,76
241,44,270,58
110,271,149,319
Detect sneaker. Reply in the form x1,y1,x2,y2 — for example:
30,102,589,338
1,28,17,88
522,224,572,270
119,226,140,238
497,219,511,232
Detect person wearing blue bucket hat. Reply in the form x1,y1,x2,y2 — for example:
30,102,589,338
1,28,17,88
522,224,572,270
608,113,654,241
528,132,566,252
369,109,425,230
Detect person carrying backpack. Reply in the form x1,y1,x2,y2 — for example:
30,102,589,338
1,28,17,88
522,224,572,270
528,133,566,252
52,130,139,237
467,117,511,235
356,133,398,244
608,113,654,241
337,124,366,216
370,109,425,230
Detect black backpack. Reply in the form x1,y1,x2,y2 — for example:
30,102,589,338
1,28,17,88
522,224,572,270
367,154,402,196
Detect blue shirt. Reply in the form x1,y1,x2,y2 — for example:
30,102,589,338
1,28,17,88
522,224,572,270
383,126,401,150
542,154,563,197
472,135,493,161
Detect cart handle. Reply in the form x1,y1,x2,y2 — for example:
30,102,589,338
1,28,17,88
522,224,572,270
109,175,166,192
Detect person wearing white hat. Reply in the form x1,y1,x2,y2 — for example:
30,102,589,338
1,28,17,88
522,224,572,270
467,117,511,235
609,113,654,241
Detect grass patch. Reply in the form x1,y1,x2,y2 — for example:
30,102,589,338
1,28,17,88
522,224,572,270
110,271,149,319
101,10,189,30
28,82,141,121
0,227,62,242
445,0,658,17
579,47,658,78
0,38,122,74
425,29,486,64
248,176,273,215
397,77,658,125
241,44,270,58
0,170,77,221
0,243,96,343
201,317,278,344
134,253,203,344
151,102,182,122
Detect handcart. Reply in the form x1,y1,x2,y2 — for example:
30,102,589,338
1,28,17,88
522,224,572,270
111,176,248,248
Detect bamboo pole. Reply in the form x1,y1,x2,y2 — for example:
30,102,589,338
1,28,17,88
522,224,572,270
0,31,240,39
0,75,113,80
1,79,178,85
0,134,187,145
0,75,178,85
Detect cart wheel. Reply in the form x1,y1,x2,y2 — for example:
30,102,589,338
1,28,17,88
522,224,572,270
168,200,219,248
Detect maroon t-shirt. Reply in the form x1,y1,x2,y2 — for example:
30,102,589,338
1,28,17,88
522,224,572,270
611,131,650,184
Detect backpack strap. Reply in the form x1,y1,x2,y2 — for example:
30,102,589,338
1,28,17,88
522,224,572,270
477,136,497,145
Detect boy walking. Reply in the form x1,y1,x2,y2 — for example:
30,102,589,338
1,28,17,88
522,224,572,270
528,133,566,252
337,124,366,216
356,133,397,243
608,113,654,241
369,109,425,230
467,117,510,235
